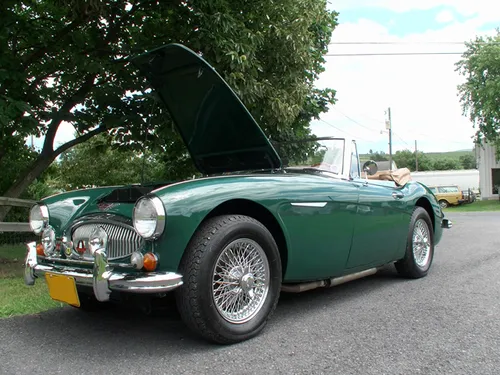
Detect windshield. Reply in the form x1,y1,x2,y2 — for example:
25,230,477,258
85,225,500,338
285,138,345,175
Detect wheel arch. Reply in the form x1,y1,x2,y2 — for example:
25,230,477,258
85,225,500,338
415,197,435,231
202,199,289,277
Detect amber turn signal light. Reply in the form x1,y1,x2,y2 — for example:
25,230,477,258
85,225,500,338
143,252,158,271
36,243,45,256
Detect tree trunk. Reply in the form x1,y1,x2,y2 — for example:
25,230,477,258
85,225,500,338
0,154,55,222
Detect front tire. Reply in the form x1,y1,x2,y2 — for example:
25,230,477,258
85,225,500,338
176,215,282,344
439,199,448,208
395,207,434,279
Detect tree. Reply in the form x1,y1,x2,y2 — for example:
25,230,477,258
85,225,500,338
0,140,59,222
456,30,500,156
459,153,477,169
55,134,170,190
392,149,434,172
367,150,389,161
432,158,461,171
0,0,338,220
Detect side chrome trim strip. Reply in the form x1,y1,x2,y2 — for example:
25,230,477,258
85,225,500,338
291,202,328,208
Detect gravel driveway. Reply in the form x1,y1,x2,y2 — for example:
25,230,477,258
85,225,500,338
1,212,499,375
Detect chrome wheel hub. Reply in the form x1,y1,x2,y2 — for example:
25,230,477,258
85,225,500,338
240,273,255,293
212,238,270,324
412,219,431,268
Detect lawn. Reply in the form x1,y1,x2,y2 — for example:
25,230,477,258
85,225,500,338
0,244,61,318
444,200,500,212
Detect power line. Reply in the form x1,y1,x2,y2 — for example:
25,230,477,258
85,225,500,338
318,119,370,141
392,132,412,148
328,41,500,45
332,107,380,133
325,52,464,57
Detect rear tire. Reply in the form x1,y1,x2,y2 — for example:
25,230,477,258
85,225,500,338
395,207,434,279
439,200,448,208
175,215,282,344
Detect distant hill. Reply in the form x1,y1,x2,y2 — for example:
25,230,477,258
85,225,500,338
424,150,474,161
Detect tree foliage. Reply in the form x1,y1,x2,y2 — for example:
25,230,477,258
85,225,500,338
367,149,389,162
55,133,170,190
456,30,500,155
392,150,434,172
459,153,477,169
432,158,461,171
0,0,338,219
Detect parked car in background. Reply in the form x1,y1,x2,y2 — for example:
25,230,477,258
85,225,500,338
461,189,477,203
427,185,466,208
24,43,452,344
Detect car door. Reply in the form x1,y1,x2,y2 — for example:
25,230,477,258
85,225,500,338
279,177,360,281
345,144,408,269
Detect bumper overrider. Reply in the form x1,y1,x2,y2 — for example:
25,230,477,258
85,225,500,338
441,218,453,229
24,241,183,303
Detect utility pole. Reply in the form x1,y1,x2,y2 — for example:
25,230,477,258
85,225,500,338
415,140,419,171
385,107,392,170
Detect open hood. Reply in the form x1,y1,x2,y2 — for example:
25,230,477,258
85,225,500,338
132,43,282,175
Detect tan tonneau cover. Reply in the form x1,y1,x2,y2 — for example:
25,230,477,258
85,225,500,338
367,167,411,186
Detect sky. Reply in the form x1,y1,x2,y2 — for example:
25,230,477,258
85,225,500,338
31,1,500,156
310,0,500,154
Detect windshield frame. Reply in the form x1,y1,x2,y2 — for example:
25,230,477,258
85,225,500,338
281,136,358,181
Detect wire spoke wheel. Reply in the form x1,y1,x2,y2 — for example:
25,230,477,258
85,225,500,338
212,238,270,324
412,219,431,268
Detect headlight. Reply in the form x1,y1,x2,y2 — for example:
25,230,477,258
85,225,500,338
89,226,108,255
133,196,165,239
29,204,49,235
41,226,56,256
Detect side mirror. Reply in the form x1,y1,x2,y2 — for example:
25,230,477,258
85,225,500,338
362,160,378,176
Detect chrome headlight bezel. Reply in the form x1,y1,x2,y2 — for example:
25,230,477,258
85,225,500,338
41,225,56,256
132,196,166,240
29,204,49,235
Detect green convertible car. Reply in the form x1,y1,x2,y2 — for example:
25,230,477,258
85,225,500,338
24,44,452,344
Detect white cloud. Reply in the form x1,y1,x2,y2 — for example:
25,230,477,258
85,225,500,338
312,10,499,154
328,1,500,26
435,10,455,23
330,0,498,16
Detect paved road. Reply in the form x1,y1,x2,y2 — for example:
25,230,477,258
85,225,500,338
1,212,499,375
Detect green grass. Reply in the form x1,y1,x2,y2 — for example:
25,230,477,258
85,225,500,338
444,200,500,212
0,244,61,318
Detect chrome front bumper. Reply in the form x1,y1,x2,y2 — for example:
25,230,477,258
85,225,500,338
24,242,183,302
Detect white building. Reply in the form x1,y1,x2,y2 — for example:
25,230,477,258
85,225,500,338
476,143,500,200
411,170,480,192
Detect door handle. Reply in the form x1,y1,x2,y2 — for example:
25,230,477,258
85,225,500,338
392,191,404,199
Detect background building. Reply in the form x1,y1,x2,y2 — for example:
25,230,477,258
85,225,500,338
476,143,500,200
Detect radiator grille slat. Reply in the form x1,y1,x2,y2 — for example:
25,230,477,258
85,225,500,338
71,222,144,260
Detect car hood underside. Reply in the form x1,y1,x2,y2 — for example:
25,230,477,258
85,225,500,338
131,43,282,175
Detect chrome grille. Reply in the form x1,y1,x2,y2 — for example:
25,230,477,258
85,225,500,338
71,222,144,260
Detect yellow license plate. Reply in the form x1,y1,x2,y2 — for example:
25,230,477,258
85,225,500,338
45,273,80,307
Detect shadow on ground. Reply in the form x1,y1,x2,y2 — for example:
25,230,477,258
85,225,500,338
3,264,408,355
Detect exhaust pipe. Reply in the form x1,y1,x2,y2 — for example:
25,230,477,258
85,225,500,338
281,268,378,293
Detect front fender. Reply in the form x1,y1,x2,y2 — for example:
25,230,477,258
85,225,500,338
151,177,287,273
